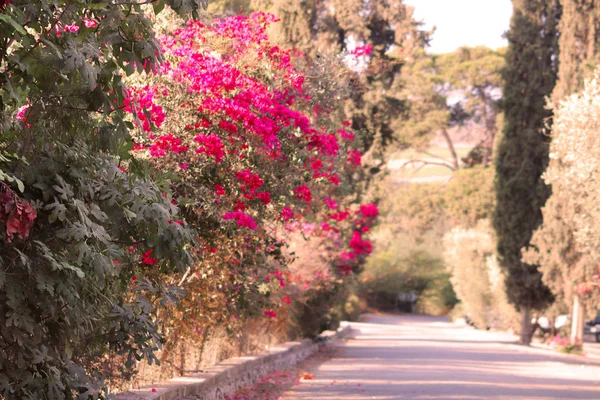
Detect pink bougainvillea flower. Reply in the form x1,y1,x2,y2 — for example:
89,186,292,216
324,198,338,210
236,169,264,195
329,211,349,222
347,149,362,166
349,231,373,256
338,265,353,275
215,184,226,196
294,186,312,202
264,310,277,318
148,134,188,157
337,128,355,141
223,211,257,230
256,191,271,205
194,134,225,162
64,23,80,33
16,104,29,122
234,200,246,212
132,142,146,151
141,250,158,265
281,207,294,221
359,203,379,218
339,251,356,261
350,44,373,57
83,18,98,28
310,159,323,172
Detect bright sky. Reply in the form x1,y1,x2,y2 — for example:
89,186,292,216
404,0,513,54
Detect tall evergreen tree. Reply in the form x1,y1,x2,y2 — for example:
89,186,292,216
493,0,561,345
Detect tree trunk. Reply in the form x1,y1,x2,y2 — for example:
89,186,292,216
571,294,585,343
441,128,459,170
480,93,497,168
520,303,533,345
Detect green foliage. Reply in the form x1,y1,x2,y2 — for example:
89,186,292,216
444,167,495,228
397,50,450,152
398,46,505,169
443,220,519,330
439,47,505,166
269,0,429,176
295,281,343,339
361,246,452,312
0,1,205,397
552,0,600,104
493,0,560,314
1,142,195,398
365,165,495,316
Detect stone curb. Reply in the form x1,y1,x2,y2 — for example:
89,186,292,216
116,323,352,400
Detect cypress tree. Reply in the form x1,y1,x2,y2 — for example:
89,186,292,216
493,0,561,345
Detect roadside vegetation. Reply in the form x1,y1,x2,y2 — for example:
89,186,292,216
3,0,600,398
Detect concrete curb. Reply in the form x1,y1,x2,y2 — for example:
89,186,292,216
116,323,352,400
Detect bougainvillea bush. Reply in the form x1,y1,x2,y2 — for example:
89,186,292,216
127,10,378,355
0,2,377,398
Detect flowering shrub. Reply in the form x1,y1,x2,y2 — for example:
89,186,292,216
0,3,377,397
125,11,378,353
551,335,583,354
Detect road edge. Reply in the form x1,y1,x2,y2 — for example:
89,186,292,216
116,323,352,400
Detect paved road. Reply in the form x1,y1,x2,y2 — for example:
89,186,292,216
281,314,600,400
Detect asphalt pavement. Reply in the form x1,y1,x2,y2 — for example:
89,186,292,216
281,314,600,400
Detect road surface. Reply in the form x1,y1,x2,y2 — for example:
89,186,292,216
281,314,600,400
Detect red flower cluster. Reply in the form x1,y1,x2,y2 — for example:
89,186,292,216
223,212,258,230
349,231,373,256
0,187,37,243
124,87,166,132
141,250,158,265
194,134,225,162
148,134,188,157
235,169,264,199
347,149,362,166
294,186,312,202
280,207,294,221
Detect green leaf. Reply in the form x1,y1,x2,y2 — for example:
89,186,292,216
14,177,24,193
124,208,137,220
153,0,165,14
0,14,28,36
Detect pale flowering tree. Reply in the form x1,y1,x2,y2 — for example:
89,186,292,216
525,73,600,344
541,74,600,295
